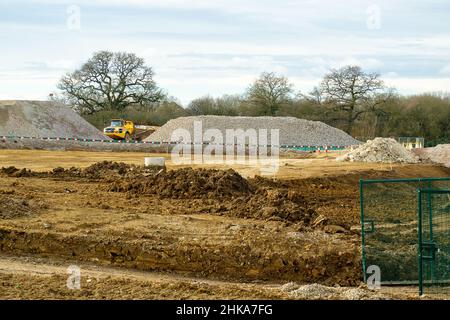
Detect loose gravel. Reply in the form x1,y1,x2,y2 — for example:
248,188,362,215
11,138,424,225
146,116,360,147
337,137,419,163
0,100,108,140
281,283,391,300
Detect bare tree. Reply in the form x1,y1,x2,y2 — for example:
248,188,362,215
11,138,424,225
245,72,293,116
188,94,240,116
303,87,324,105
320,65,392,133
188,96,217,115
58,51,165,114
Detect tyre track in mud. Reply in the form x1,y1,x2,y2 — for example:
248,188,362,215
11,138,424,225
0,254,288,299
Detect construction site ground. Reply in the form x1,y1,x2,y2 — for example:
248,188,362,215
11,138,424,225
1,149,449,300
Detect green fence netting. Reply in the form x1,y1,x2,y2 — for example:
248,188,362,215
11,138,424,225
360,178,450,285
419,189,450,297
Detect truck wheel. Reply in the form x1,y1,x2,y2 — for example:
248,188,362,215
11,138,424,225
125,132,131,141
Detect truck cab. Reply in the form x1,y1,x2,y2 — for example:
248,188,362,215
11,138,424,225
103,119,135,140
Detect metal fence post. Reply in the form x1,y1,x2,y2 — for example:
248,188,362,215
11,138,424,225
360,179,366,283
427,181,435,281
418,189,423,296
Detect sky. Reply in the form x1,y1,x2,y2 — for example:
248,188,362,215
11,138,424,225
1,0,450,105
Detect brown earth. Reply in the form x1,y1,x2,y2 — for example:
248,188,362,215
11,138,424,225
107,167,254,198
0,149,425,178
0,254,417,300
0,149,449,299
107,166,315,224
0,192,48,219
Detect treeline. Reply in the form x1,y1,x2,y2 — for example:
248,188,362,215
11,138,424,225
56,51,448,146
84,91,449,147
187,92,450,146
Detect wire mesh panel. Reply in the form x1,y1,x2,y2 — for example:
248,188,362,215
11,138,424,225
419,189,450,298
361,178,450,285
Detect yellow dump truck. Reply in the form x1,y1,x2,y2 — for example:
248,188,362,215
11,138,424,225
103,119,135,141
103,119,158,141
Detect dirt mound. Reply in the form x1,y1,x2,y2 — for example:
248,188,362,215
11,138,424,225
230,188,316,223
0,193,45,219
337,137,419,163
2,163,318,224
1,161,160,181
84,161,133,177
109,168,317,224
0,100,108,140
0,167,33,177
109,168,253,198
50,161,159,180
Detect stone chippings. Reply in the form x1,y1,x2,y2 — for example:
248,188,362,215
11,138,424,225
337,137,419,163
0,100,108,140
281,282,391,300
146,115,361,147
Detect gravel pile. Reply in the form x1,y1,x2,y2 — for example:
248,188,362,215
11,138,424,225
337,137,419,163
281,283,389,300
0,100,108,140
288,284,338,299
146,116,360,147
412,144,450,168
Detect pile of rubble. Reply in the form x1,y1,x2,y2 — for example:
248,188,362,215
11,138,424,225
337,138,419,163
280,283,393,300
413,144,450,167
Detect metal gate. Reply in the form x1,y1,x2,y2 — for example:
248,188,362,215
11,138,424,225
418,189,450,297
360,177,450,284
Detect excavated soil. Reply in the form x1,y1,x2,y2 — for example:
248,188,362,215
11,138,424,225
109,168,254,198
0,255,415,300
1,163,317,224
0,192,47,219
0,156,449,299
1,161,161,181
108,167,316,224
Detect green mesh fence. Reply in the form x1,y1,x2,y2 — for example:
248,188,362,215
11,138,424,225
360,178,450,285
419,189,450,298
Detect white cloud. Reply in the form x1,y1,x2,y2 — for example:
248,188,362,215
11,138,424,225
385,77,450,94
0,77,56,100
331,57,384,70
1,0,450,103
383,71,399,78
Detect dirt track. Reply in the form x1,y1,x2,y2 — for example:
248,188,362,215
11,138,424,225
0,254,289,299
0,254,419,300
0,149,427,178
0,149,449,299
